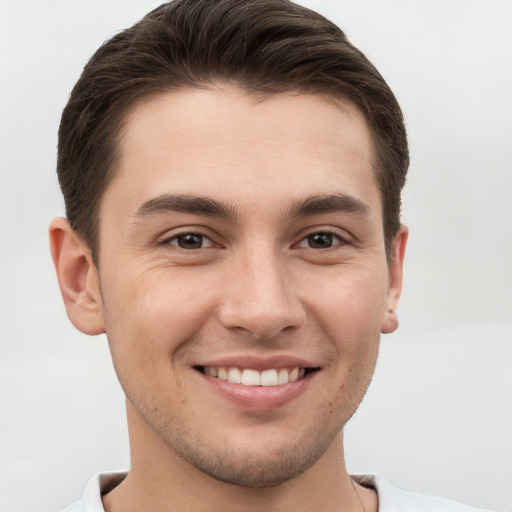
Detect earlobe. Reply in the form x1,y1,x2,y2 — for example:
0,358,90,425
381,225,408,334
49,217,105,335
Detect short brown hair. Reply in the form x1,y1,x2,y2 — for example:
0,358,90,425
58,0,408,261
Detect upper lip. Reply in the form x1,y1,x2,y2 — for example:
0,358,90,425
195,354,319,371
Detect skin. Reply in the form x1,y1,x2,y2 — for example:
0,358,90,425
50,86,407,512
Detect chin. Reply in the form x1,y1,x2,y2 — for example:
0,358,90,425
167,424,337,488
182,447,322,488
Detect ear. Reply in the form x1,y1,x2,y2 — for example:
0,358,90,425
381,225,408,334
49,217,105,335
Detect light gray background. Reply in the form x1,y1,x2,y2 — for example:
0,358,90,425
1,1,511,511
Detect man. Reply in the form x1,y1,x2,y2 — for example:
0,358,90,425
49,1,487,510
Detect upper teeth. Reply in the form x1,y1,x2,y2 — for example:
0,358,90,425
203,367,305,386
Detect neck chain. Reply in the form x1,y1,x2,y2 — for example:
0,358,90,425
349,477,366,512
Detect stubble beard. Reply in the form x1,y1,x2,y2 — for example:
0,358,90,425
128,376,372,489
117,356,377,489
102,286,380,489
163,421,339,487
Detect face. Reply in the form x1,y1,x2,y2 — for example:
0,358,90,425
93,86,405,486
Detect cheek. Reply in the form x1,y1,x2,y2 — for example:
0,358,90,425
101,268,217,364
310,267,389,344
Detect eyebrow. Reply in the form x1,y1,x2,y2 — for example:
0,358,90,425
133,192,370,223
134,194,239,220
287,193,370,218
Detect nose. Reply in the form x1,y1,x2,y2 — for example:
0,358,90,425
217,246,306,340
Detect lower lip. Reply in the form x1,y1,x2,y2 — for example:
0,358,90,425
197,370,315,411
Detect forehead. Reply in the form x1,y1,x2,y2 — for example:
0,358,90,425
102,86,380,222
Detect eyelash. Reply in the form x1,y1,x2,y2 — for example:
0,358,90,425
295,230,350,250
162,231,216,250
161,229,350,251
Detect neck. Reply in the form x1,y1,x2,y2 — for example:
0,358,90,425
103,403,375,512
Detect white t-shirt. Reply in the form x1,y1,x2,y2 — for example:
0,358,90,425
62,472,489,511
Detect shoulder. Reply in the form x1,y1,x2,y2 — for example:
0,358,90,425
61,472,127,512
353,474,490,512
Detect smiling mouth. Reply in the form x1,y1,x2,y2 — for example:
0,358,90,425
196,366,318,386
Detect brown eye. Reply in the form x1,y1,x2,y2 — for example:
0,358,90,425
169,233,213,249
307,232,334,248
296,231,346,249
